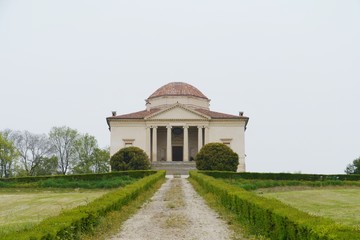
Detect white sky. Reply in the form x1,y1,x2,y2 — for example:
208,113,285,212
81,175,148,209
1,1,359,174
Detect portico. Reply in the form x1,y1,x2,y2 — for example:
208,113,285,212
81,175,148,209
147,124,207,162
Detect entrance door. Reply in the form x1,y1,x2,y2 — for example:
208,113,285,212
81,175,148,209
172,146,183,161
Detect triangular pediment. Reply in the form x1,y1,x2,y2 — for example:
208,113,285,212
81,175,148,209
145,104,210,120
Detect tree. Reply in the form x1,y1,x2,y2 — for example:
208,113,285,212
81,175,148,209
73,147,110,174
10,130,53,176
72,134,98,174
49,126,79,175
345,157,360,174
92,147,110,173
195,142,239,172
32,156,59,176
110,146,150,171
0,132,18,178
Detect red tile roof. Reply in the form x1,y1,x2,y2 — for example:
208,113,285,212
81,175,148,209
148,82,208,99
195,109,243,119
107,108,161,119
107,108,247,120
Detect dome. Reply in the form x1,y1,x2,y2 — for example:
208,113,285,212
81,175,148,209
148,82,208,100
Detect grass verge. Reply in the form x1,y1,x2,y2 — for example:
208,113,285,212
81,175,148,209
188,178,268,240
80,177,166,240
262,188,360,229
0,189,109,236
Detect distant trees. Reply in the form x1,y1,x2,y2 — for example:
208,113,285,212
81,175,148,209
345,157,360,174
72,134,110,174
0,126,110,178
49,126,79,175
9,130,53,176
0,132,18,178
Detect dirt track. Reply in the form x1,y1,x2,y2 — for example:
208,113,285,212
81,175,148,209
110,177,239,240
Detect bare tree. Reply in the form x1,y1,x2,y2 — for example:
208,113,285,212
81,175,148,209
49,126,79,175
10,130,53,176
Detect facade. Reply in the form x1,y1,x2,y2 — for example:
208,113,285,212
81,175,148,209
106,82,249,172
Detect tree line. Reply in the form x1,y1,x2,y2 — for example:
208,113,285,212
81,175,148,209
0,126,109,178
345,157,360,174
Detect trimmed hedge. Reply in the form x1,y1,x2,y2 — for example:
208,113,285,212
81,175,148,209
190,171,360,240
201,170,360,181
0,170,157,183
2,170,165,240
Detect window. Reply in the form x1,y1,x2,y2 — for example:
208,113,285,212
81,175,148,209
220,138,232,147
123,139,135,147
172,127,183,135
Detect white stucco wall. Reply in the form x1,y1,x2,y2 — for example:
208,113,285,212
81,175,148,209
188,127,198,160
208,121,246,172
109,122,147,156
148,96,210,110
157,127,167,161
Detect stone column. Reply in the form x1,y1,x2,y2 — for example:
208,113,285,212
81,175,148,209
197,126,203,152
204,126,209,144
166,125,172,162
152,126,158,162
146,127,151,159
183,125,189,161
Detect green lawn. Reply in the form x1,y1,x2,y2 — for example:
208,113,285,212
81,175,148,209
263,188,360,229
0,189,109,235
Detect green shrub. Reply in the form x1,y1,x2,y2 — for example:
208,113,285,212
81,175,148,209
195,143,239,172
110,147,150,171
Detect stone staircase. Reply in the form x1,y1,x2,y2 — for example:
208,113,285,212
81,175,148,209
151,161,196,175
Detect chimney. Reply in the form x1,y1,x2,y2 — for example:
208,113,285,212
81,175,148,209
239,111,244,116
112,111,117,116
145,99,151,111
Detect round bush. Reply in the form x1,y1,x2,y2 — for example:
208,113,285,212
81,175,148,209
110,146,151,171
195,143,239,172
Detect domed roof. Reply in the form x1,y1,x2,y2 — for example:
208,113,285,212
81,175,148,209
148,82,208,100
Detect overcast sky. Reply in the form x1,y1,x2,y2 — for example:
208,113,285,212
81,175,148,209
1,1,359,174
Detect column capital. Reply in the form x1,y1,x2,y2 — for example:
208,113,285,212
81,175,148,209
183,125,189,129
152,126,158,129
166,125,172,129
197,126,203,129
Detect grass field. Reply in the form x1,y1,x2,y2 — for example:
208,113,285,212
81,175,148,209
0,189,109,235
262,188,360,229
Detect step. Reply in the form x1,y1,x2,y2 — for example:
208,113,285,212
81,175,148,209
151,161,196,175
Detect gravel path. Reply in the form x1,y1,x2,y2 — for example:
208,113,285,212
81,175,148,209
110,177,237,240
